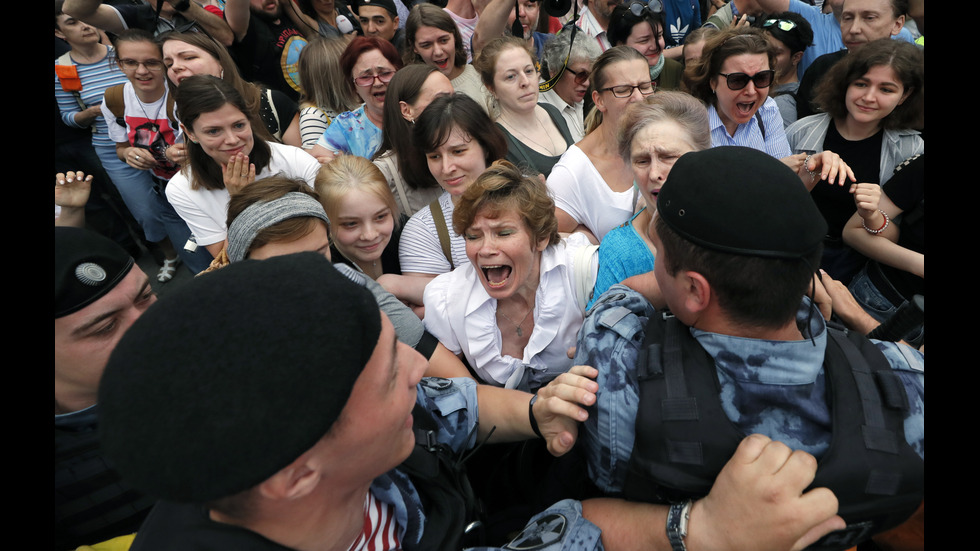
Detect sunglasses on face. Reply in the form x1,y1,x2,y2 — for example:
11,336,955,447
717,69,775,90
564,67,590,85
762,18,798,32
353,69,395,87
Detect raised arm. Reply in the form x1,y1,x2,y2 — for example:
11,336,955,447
222,0,252,42
472,0,517,58
166,0,235,46
63,0,128,34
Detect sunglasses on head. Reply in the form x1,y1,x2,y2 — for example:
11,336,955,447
718,69,774,90
762,18,798,32
628,0,664,17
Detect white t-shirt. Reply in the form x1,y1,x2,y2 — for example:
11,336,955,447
547,145,637,242
165,142,320,246
102,82,181,181
398,191,468,275
423,232,597,390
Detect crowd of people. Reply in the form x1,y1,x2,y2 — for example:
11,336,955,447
55,0,924,549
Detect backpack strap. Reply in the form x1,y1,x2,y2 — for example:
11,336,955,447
755,109,766,140
430,198,455,271
55,52,87,112
103,84,127,129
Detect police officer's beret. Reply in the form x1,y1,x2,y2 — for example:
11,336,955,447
55,226,135,319
99,252,382,503
656,146,827,259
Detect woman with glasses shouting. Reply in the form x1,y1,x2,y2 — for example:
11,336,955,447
607,0,684,92
309,37,403,163
684,27,853,188
547,46,654,242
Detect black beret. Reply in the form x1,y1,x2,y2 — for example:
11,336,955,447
55,227,135,318
98,252,382,503
656,146,827,259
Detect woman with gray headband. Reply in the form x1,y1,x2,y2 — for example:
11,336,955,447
221,175,473,380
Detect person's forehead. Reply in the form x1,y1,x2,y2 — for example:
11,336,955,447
360,5,393,19
842,0,893,14
56,265,146,335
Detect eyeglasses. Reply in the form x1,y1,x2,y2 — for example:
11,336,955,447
762,18,798,32
717,69,775,90
628,0,664,17
353,69,396,87
118,58,165,72
564,67,590,85
598,81,656,98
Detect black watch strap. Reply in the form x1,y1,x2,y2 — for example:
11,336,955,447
172,0,192,12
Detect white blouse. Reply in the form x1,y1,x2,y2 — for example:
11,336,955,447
422,233,597,391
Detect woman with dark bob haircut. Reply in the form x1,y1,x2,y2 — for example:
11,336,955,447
397,93,508,284
785,37,924,284
422,159,597,392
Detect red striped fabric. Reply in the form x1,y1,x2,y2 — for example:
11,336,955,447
347,492,401,551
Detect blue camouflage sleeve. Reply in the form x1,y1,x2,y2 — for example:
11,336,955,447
416,376,480,454
874,341,924,460
467,499,604,551
574,285,658,494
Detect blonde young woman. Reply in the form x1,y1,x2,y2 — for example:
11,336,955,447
296,36,359,149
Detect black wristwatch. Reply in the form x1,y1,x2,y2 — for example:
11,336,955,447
172,0,192,12
666,500,693,551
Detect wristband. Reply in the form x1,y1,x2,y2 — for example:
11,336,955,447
666,500,693,551
803,154,818,181
528,394,543,439
172,0,192,11
863,210,890,234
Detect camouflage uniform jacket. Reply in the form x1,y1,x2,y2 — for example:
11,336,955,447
576,284,925,495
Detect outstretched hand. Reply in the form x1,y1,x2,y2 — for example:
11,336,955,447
532,365,599,457
54,170,93,209
689,434,845,551
800,151,856,191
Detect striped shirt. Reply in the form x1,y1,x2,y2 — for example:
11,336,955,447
708,96,792,159
54,46,129,148
347,491,401,551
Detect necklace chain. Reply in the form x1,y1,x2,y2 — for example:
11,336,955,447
500,109,563,157
498,305,532,337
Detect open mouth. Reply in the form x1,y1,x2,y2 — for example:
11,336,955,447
481,265,512,288
373,90,386,102
735,101,756,117
434,57,450,70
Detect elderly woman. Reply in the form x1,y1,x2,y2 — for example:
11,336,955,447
586,91,711,309
538,29,602,143
423,161,597,392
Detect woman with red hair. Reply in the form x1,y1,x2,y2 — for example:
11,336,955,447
309,36,403,162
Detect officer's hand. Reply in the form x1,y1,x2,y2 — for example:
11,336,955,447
687,434,845,551
532,365,598,457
